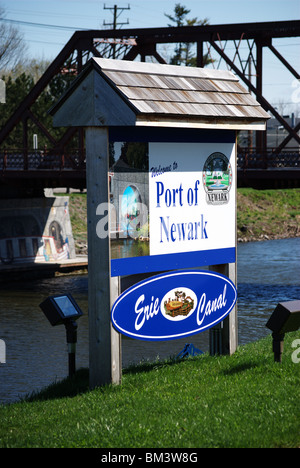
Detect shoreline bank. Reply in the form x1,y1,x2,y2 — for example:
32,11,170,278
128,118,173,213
237,188,300,243
237,233,300,243
68,188,300,254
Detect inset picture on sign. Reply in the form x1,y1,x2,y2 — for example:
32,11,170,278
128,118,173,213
161,288,197,322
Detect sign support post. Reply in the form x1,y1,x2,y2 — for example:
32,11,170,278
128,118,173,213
209,263,237,354
209,138,237,355
86,126,121,388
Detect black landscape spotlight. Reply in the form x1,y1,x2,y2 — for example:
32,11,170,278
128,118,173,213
266,300,300,363
40,294,83,377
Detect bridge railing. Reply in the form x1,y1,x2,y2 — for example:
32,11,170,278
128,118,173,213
237,148,300,170
0,148,299,173
0,149,86,172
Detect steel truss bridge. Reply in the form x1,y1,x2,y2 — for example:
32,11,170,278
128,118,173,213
0,20,299,191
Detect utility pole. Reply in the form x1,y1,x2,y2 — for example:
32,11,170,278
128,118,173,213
103,4,130,29
103,4,130,58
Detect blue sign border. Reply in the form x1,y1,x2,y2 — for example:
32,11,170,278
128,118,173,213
111,269,237,341
111,247,235,277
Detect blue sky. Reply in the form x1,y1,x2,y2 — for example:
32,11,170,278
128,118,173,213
1,0,299,112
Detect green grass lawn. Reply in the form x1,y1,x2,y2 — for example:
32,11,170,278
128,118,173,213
0,332,299,448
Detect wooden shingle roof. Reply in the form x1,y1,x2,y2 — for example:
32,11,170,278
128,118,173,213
52,57,269,130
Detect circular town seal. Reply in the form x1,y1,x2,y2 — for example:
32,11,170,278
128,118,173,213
202,152,232,205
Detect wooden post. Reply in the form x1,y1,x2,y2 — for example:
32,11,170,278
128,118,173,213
85,126,121,388
209,263,238,355
209,133,238,355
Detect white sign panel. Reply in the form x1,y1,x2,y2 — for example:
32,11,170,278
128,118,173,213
149,142,236,257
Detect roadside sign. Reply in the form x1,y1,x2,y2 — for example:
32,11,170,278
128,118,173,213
50,57,268,385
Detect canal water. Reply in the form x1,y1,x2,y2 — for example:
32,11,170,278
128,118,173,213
0,237,299,405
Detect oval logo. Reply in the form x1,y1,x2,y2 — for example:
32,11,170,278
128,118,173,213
111,270,237,341
161,287,197,322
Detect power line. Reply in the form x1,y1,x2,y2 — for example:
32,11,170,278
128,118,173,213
0,18,87,31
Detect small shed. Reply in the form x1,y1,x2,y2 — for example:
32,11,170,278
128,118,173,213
51,58,269,389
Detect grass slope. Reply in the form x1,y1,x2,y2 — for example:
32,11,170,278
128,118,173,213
0,332,299,448
237,188,300,242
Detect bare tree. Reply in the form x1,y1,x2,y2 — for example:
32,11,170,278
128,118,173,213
0,6,27,71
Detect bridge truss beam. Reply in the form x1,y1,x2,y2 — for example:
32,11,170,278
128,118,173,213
0,20,299,188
